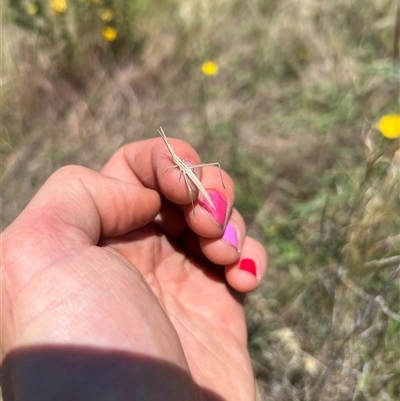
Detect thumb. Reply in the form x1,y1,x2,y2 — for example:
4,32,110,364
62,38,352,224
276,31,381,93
4,165,162,246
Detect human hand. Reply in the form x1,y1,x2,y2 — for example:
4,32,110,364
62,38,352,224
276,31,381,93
1,136,267,401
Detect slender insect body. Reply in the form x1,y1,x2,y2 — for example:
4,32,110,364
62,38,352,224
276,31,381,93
158,127,225,215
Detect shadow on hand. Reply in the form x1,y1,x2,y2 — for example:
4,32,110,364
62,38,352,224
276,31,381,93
1,345,225,401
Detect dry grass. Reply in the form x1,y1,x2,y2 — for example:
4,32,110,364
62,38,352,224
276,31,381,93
1,0,399,399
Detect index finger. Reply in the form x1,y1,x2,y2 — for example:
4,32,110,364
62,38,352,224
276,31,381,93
101,136,203,200
101,132,234,231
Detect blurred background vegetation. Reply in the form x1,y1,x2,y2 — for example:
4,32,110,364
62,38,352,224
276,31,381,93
1,0,399,399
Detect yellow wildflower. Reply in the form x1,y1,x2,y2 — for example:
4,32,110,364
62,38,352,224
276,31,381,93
26,3,39,14
102,26,117,42
49,0,67,14
377,114,400,139
269,225,280,235
201,60,219,76
100,9,114,22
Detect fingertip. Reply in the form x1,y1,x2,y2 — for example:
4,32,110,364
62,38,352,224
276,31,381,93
225,237,267,292
225,259,259,293
199,210,245,264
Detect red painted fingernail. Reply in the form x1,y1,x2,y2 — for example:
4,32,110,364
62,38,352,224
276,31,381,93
239,258,257,277
199,190,227,226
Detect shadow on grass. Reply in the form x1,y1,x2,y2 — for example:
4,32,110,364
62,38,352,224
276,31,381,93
2,345,225,401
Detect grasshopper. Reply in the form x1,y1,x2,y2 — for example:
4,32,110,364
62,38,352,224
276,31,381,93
158,127,225,214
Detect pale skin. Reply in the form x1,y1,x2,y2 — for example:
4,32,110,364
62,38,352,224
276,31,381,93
1,136,267,401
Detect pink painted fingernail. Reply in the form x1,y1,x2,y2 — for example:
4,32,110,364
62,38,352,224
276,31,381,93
222,223,239,250
199,190,227,226
239,258,257,277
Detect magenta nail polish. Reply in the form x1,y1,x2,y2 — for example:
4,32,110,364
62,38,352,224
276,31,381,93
222,223,239,249
239,258,257,277
199,190,227,226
